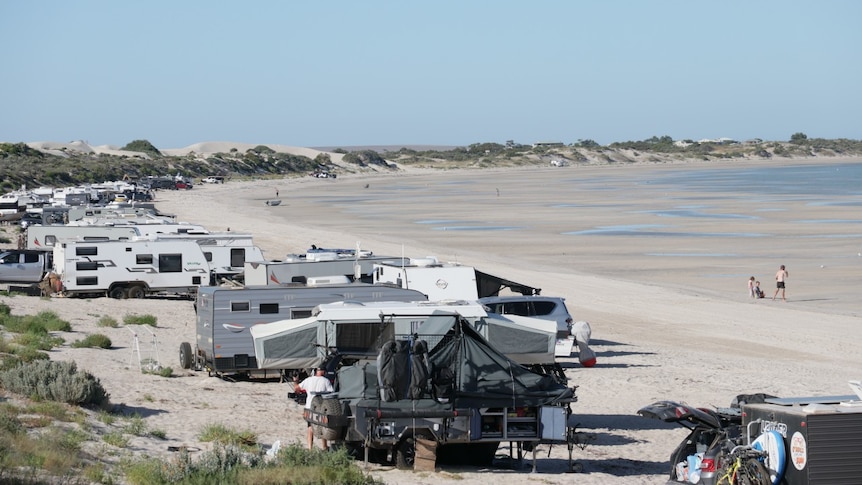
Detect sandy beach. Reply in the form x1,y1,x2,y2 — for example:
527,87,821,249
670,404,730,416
2,158,860,484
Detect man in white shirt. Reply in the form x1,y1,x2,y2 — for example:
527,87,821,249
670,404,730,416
297,368,334,449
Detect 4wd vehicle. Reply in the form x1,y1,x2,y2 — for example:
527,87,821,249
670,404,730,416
0,250,52,284
479,295,573,339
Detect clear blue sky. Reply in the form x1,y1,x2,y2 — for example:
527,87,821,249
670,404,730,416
2,1,860,149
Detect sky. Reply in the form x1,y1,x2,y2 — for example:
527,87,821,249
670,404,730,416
1,1,860,149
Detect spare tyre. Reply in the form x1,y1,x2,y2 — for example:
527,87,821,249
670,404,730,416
318,398,345,441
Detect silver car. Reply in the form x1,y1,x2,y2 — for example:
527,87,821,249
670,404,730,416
478,295,573,339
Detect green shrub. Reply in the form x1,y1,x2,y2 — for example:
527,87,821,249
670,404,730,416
103,430,129,448
0,360,110,408
125,414,147,436
123,314,157,327
0,406,24,434
12,332,64,351
71,333,112,349
1,310,71,334
0,303,10,315
97,315,119,328
199,423,258,450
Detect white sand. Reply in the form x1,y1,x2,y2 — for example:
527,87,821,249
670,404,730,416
2,158,860,484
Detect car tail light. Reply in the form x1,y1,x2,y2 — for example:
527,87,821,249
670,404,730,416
700,458,716,472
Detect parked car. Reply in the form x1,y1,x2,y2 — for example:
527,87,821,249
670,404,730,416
201,176,225,184
0,250,52,284
19,212,43,228
478,295,573,339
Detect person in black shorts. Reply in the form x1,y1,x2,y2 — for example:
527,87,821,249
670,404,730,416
772,264,789,301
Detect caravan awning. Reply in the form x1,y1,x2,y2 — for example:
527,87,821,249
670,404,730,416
475,270,540,297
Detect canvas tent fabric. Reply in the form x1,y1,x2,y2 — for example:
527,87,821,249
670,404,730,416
338,319,573,413
249,317,325,370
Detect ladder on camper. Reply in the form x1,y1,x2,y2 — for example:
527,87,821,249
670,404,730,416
127,325,162,373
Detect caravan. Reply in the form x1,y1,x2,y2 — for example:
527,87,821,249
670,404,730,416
243,248,407,286
53,239,211,298
186,283,428,376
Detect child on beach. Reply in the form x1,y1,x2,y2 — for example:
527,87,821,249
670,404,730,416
754,281,764,299
748,276,756,298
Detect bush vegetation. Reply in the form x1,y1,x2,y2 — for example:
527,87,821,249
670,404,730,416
71,333,112,349
123,314,157,326
0,360,110,408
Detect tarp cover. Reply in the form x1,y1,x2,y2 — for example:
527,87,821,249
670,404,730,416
340,319,573,411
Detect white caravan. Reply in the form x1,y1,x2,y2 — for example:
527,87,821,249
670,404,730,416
27,222,208,250
372,257,479,300
53,239,210,298
244,249,407,286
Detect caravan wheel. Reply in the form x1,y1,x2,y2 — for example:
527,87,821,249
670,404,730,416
179,342,193,369
108,286,127,299
127,286,145,299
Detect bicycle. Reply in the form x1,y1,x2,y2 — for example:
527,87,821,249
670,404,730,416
715,443,771,485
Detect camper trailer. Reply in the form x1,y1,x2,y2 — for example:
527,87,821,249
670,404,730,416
251,300,559,372
53,239,211,299
260,304,579,471
186,283,428,376
243,249,408,286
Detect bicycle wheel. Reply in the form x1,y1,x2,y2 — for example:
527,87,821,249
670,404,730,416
739,458,770,485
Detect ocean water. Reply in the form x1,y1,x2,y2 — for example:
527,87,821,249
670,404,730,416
650,161,862,199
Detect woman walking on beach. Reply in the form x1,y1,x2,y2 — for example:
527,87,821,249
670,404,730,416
772,265,789,301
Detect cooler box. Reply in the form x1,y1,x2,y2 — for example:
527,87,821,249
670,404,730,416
743,395,862,485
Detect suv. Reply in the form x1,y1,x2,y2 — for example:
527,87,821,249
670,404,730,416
478,295,573,339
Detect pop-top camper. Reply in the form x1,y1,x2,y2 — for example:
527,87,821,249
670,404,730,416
185,283,428,376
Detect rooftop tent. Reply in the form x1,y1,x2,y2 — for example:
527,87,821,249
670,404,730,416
475,269,540,297
249,316,325,370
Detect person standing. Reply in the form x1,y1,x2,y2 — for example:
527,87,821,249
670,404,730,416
772,265,789,301
296,368,334,450
748,276,756,298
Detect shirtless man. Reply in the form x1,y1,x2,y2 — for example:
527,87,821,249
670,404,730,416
772,265,789,301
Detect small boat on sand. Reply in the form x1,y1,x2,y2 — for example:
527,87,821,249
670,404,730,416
265,199,281,206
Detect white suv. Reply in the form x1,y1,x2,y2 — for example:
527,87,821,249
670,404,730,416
478,295,573,339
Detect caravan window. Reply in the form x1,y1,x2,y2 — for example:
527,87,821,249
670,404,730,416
76,261,98,271
44,235,57,247
259,303,279,314
204,252,212,262
158,254,182,273
291,308,313,318
336,322,394,354
231,301,250,312
230,248,245,267
75,246,98,256
137,254,153,264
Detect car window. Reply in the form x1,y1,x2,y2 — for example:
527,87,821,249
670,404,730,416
503,301,532,316
532,301,558,316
